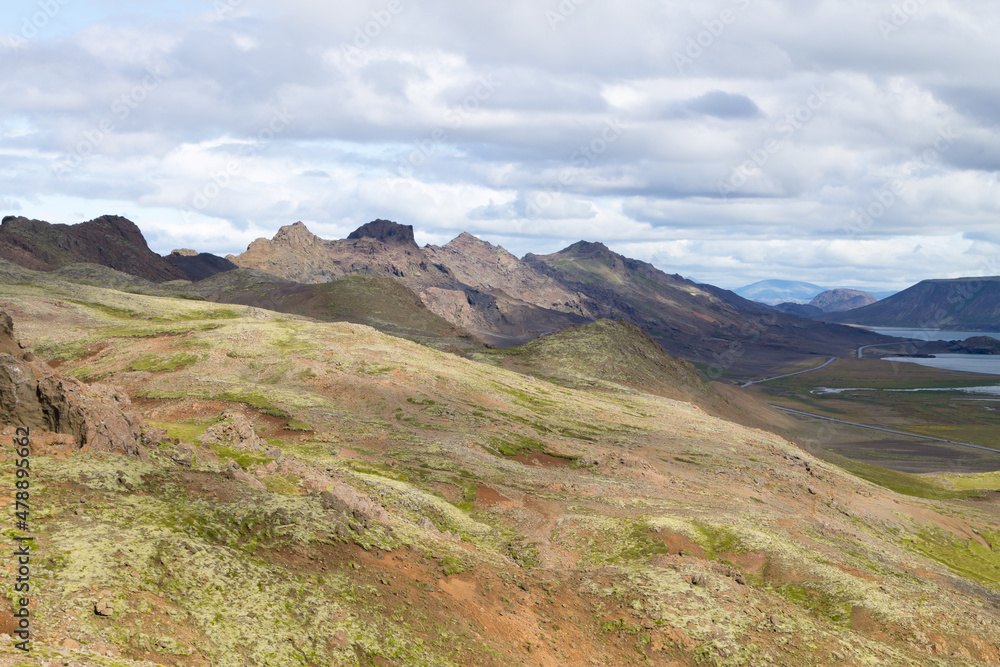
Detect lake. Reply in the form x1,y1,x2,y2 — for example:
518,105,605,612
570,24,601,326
881,353,1000,375
871,327,1000,342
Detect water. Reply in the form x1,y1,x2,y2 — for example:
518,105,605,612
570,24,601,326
882,353,1000,375
814,384,1000,396
870,327,1000,342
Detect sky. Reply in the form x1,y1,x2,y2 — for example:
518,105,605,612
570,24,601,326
1,0,998,291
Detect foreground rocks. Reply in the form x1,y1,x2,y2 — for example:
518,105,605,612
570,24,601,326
0,310,153,457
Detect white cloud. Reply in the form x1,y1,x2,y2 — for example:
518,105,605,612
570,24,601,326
1,0,998,292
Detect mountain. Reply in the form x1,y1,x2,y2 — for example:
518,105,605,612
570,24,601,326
1,215,893,375
523,241,890,373
733,279,826,305
0,214,190,282
1,283,999,664
228,221,590,346
809,288,878,313
820,277,1000,331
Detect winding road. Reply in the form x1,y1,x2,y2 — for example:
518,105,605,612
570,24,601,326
770,405,1000,455
740,357,837,388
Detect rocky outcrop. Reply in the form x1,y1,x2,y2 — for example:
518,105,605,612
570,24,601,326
0,311,153,458
347,219,417,248
197,411,265,452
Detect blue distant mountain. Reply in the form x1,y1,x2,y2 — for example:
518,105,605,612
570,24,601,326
733,280,827,305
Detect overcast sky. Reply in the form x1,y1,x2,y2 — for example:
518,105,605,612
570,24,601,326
2,0,998,290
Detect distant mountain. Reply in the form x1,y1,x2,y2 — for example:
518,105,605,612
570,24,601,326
809,288,877,313
523,241,890,370
733,279,826,305
820,277,1000,331
0,215,189,282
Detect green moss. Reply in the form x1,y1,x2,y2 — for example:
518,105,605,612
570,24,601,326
482,434,546,457
148,420,210,443
128,353,200,372
286,418,313,432
262,474,301,495
776,584,852,627
822,452,978,500
908,526,1000,589
215,389,291,419
211,445,274,470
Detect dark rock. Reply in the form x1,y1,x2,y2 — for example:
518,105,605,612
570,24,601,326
347,219,417,248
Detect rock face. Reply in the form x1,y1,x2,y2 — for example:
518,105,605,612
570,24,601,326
0,215,188,282
423,232,591,316
809,289,877,313
0,311,151,457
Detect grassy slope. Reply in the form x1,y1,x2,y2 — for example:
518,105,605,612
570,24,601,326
0,283,999,665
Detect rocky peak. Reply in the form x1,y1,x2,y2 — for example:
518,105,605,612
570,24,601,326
170,248,199,257
272,221,323,248
560,240,614,259
348,219,417,248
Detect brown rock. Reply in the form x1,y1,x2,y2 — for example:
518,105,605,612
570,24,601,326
198,411,265,452
0,311,150,458
95,598,114,616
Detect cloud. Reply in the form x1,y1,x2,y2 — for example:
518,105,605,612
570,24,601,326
1,0,999,291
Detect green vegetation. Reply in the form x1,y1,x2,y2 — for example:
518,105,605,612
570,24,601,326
908,526,1000,590
128,352,200,372
210,444,274,470
820,451,979,500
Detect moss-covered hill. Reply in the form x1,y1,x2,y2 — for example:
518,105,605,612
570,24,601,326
0,279,999,666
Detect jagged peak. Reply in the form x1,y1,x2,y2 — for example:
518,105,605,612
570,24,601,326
444,232,499,251
273,221,319,243
347,219,417,247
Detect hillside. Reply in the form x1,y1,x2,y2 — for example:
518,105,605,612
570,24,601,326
821,277,1000,331
186,269,483,352
0,281,999,665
